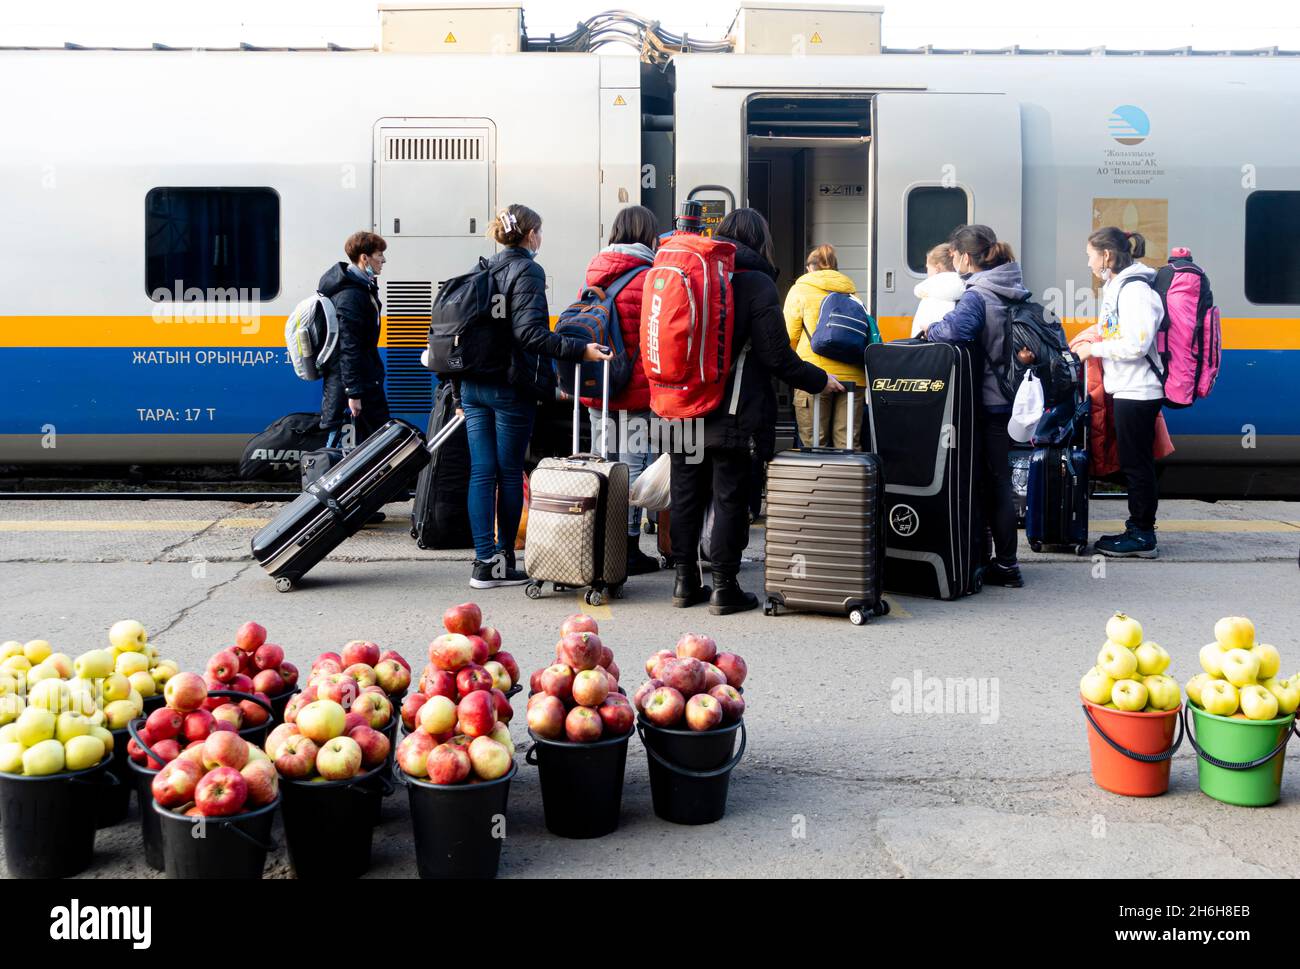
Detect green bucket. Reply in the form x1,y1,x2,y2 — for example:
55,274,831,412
1185,704,1298,807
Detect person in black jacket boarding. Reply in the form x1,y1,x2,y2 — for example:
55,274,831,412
460,204,612,589
671,208,841,615
319,230,390,443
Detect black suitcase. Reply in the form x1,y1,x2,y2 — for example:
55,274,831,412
865,341,982,600
1026,375,1090,555
762,384,889,625
411,380,474,550
252,415,465,592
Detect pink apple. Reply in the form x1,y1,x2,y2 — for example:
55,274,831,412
418,694,458,735
490,688,513,724
467,736,512,779
709,684,745,723
145,706,183,742
395,730,436,777
540,665,575,703
195,767,248,816
443,602,483,636
181,708,215,744
420,667,457,701
466,636,490,667
715,653,748,689
428,634,475,673
560,614,599,637
207,649,240,683
202,730,250,771
375,659,411,696
265,722,300,760
565,706,604,743
598,696,635,736
278,662,299,689
238,650,255,676
572,669,610,708
457,664,495,697
379,650,411,672
527,694,566,739
341,640,380,668
311,656,343,677
350,692,393,730
240,759,279,807
685,693,723,732
633,679,664,713
239,695,271,729
426,743,472,785
283,693,307,725
702,663,726,691
559,633,602,672
344,664,377,691
529,669,545,694
347,724,391,769
210,703,243,731
210,720,236,734
275,734,319,779
252,668,286,697
645,650,675,678
676,633,718,664
253,643,284,672
597,644,614,669
643,687,686,728
315,674,360,708
235,621,267,653
658,658,706,698
229,673,254,696
316,736,363,780
164,672,208,713
478,627,502,657
607,659,621,683
401,692,427,731
151,758,204,808
495,651,520,687
457,691,497,738
342,711,367,736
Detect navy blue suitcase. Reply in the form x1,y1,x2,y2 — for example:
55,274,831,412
1025,445,1089,555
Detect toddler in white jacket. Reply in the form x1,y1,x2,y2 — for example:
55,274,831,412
910,244,967,337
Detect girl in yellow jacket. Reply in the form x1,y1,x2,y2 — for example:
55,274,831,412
783,244,867,449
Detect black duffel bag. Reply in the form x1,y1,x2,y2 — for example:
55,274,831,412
239,412,329,481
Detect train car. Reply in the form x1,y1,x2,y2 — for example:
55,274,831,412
2,2,1298,496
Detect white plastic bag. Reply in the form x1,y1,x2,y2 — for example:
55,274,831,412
1008,371,1044,444
628,453,672,511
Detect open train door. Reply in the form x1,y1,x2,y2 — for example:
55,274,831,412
873,93,1021,341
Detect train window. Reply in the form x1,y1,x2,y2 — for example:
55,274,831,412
1245,191,1300,304
906,186,969,275
145,188,280,300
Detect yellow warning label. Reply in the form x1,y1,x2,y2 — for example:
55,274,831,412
444,32,457,43
613,95,626,106
810,31,823,44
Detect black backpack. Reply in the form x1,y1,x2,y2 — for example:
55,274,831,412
426,258,508,377
998,295,1079,406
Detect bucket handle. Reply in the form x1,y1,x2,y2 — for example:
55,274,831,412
636,720,747,779
70,767,121,788
524,743,539,767
390,762,409,787
1181,705,1300,771
1081,703,1184,763
127,716,166,769
207,689,275,718
222,818,279,854
357,771,395,797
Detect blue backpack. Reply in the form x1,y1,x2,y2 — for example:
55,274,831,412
554,266,648,401
807,291,880,364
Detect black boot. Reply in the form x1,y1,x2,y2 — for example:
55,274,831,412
708,569,758,616
672,561,711,608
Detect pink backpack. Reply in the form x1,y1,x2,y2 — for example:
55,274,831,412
1150,248,1221,408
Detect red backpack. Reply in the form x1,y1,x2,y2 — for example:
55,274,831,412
640,233,736,419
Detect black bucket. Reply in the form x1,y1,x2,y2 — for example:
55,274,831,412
207,689,274,748
637,716,747,825
142,694,166,715
281,767,393,878
126,716,171,871
525,729,629,838
154,797,279,879
0,756,117,878
268,687,300,725
358,718,400,827
95,726,133,828
399,762,515,879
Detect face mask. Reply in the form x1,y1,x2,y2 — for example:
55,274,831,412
363,263,376,277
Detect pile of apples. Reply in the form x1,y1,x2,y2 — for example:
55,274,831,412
283,645,408,734
1080,613,1181,713
1186,616,1298,721
151,731,279,817
0,707,117,776
633,634,747,731
525,614,635,743
132,669,265,771
265,698,391,783
398,603,517,733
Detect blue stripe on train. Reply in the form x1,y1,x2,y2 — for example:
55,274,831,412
0,347,435,434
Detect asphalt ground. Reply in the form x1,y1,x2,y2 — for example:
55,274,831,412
1,497,1298,878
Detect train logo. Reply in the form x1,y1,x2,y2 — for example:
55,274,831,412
1108,105,1150,145
889,504,921,538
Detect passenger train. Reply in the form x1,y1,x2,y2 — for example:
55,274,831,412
3,4,1298,496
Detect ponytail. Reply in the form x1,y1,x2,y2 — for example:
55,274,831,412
949,224,1015,271
1089,226,1144,273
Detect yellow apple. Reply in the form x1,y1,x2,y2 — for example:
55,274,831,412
1251,644,1281,681
1143,674,1181,711
108,620,148,654
46,654,74,679
27,679,71,714
0,673,15,696
73,649,114,681
0,741,24,774
65,680,98,716
1261,677,1300,716
1220,649,1260,688
1080,667,1116,705
0,641,23,660
101,673,131,703
26,662,62,686
1200,679,1240,717
64,734,106,771
1,655,32,675
245,745,270,764
1134,642,1170,677
1097,641,1138,680
1214,616,1255,652
55,711,93,744
0,723,17,744
1105,613,1144,649
1111,678,1149,712
15,707,57,747
128,671,156,698
1199,643,1225,678
1185,673,1213,707
1239,684,1280,721
103,700,136,730
23,639,52,664
87,709,106,727
90,724,115,752
115,651,149,677
126,689,144,716
0,694,24,725
21,739,65,776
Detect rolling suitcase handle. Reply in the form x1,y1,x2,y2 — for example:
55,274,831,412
571,357,612,460
810,381,857,451
426,411,466,455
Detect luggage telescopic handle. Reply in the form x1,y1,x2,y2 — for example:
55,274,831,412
572,357,611,460
842,380,856,448
426,411,466,456
811,379,857,451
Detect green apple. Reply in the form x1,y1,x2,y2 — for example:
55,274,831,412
101,673,131,704
55,711,93,744
1142,674,1181,711
16,707,57,747
1,655,32,675
1262,677,1300,716
1185,673,1213,707
1214,616,1255,652
108,620,148,655
73,649,114,681
1105,612,1144,649
1080,667,1116,705
103,700,136,730
1111,678,1149,712
1239,684,1279,721
90,724,115,752
1200,679,1239,717
0,641,23,661
23,639,52,664
115,651,149,677
66,680,98,716
22,739,65,776
126,689,144,716
0,741,24,774
128,671,156,698
0,694,24,726
64,734,106,771
1134,642,1171,677
1251,644,1281,681
1220,648,1260,688
1199,643,1225,678
1097,641,1138,680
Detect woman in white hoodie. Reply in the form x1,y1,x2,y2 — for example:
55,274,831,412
910,244,967,337
1075,227,1165,558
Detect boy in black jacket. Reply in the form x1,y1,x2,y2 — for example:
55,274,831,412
319,231,390,443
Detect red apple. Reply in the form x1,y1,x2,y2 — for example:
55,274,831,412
395,730,436,777
202,730,250,771
477,627,502,657
572,669,610,707
645,650,675,678
283,693,307,725
442,602,483,636
599,667,619,695
235,621,267,653
565,705,603,743
253,668,286,697
457,691,497,738
379,650,411,672
702,663,726,691
598,695,635,736
238,651,255,676
715,653,748,689
596,644,614,669
676,633,718,664
527,694,566,739
240,759,279,807
467,736,512,780
316,674,360,708
145,706,183,742
341,640,381,668
239,695,271,728
709,684,745,723
253,643,284,672
342,711,368,735
151,757,203,808
529,668,545,694
344,664,378,690
229,673,254,696
275,734,319,779
540,665,575,702
351,692,392,730
195,767,248,816
400,692,427,731
420,667,457,701
163,672,208,713
426,743,472,785
347,724,391,769
181,708,215,743
659,658,706,698
466,636,490,666
210,703,243,731
126,732,153,766
456,664,495,697
685,693,723,732
633,679,664,713
207,649,240,683
490,688,513,724
643,687,686,728
210,720,236,734
559,632,602,672
311,656,343,677
428,634,476,672
375,659,411,696
265,722,300,760
133,737,179,770
278,662,299,690
495,651,520,687
560,614,599,637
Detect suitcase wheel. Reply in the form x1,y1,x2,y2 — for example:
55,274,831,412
410,526,418,539
875,600,890,617
274,576,294,593
585,589,604,607
763,598,779,617
1030,541,1043,553
524,581,543,600
1075,543,1090,557
658,554,670,569
849,608,868,627
611,583,626,600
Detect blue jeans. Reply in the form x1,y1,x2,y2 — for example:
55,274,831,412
461,380,537,561
589,406,655,537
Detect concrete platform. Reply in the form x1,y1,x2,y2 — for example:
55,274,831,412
1,496,1298,878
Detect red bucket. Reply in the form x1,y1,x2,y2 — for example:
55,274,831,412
1081,696,1184,797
